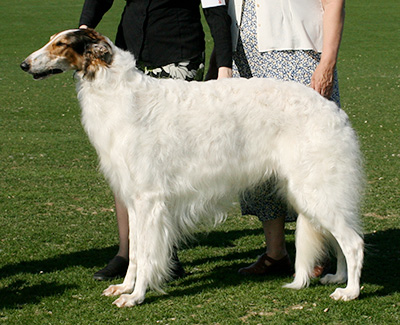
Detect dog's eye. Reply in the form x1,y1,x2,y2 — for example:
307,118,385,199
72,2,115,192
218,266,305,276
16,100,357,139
56,41,67,47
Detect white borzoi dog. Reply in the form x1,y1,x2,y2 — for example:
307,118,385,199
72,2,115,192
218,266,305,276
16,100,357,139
21,29,364,307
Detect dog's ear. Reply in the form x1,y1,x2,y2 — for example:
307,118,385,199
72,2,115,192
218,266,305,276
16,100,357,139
83,29,113,63
71,29,113,80
87,41,113,65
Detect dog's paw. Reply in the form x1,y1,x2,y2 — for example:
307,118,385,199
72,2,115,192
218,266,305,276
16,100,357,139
330,287,359,301
320,273,347,285
102,284,133,297
112,294,144,308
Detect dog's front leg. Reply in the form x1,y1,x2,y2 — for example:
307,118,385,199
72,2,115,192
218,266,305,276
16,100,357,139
103,206,137,298
102,260,137,297
111,196,171,307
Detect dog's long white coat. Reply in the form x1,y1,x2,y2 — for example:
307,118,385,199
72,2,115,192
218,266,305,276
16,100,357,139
24,30,364,307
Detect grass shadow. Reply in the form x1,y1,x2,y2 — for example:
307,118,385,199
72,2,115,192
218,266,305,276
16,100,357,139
0,246,117,310
182,227,296,267
0,246,118,280
361,228,400,296
167,228,400,302
1,227,398,307
0,280,76,309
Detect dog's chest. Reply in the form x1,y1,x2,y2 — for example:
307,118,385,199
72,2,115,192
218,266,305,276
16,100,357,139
79,92,134,157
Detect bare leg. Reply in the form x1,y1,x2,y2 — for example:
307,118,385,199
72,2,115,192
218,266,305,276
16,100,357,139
114,195,129,259
263,215,287,261
92,196,130,281
238,214,291,275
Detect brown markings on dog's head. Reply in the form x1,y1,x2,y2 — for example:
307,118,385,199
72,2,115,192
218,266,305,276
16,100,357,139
51,28,113,80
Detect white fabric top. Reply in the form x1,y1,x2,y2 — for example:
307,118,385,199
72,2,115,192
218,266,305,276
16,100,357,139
201,0,226,9
229,0,324,52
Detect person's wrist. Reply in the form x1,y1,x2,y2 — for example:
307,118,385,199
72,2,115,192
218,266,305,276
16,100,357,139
217,66,232,79
319,51,338,70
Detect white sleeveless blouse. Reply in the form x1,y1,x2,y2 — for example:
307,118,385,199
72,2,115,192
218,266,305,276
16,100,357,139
229,0,324,52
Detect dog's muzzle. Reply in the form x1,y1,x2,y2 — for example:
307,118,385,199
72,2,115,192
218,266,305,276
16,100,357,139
20,61,64,80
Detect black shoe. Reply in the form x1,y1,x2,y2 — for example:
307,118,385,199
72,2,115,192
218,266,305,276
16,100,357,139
93,251,186,281
93,255,129,281
170,249,186,280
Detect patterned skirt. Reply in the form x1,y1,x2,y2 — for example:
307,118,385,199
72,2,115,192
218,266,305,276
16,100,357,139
233,0,341,221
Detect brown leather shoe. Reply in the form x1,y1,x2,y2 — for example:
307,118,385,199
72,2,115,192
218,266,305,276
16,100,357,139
238,253,293,276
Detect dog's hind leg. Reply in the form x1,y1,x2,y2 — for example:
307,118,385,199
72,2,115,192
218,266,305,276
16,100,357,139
283,213,325,290
325,227,363,301
320,234,347,285
111,195,172,307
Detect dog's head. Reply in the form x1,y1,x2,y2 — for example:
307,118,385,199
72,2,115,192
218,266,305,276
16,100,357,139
20,28,113,80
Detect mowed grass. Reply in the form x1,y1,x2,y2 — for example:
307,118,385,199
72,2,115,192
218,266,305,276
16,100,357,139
1,0,399,323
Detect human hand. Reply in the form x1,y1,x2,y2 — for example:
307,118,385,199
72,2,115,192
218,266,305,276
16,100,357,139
79,25,88,29
310,62,335,99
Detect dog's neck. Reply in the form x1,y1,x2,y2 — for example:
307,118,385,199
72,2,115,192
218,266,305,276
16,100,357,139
76,46,144,84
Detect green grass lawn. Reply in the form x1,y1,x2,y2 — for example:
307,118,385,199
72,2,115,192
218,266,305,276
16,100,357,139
1,0,399,323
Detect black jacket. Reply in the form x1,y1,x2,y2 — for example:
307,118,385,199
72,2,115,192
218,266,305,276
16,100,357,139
79,0,232,68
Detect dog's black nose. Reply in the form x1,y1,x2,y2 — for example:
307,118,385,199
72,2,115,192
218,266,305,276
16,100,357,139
20,61,30,72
